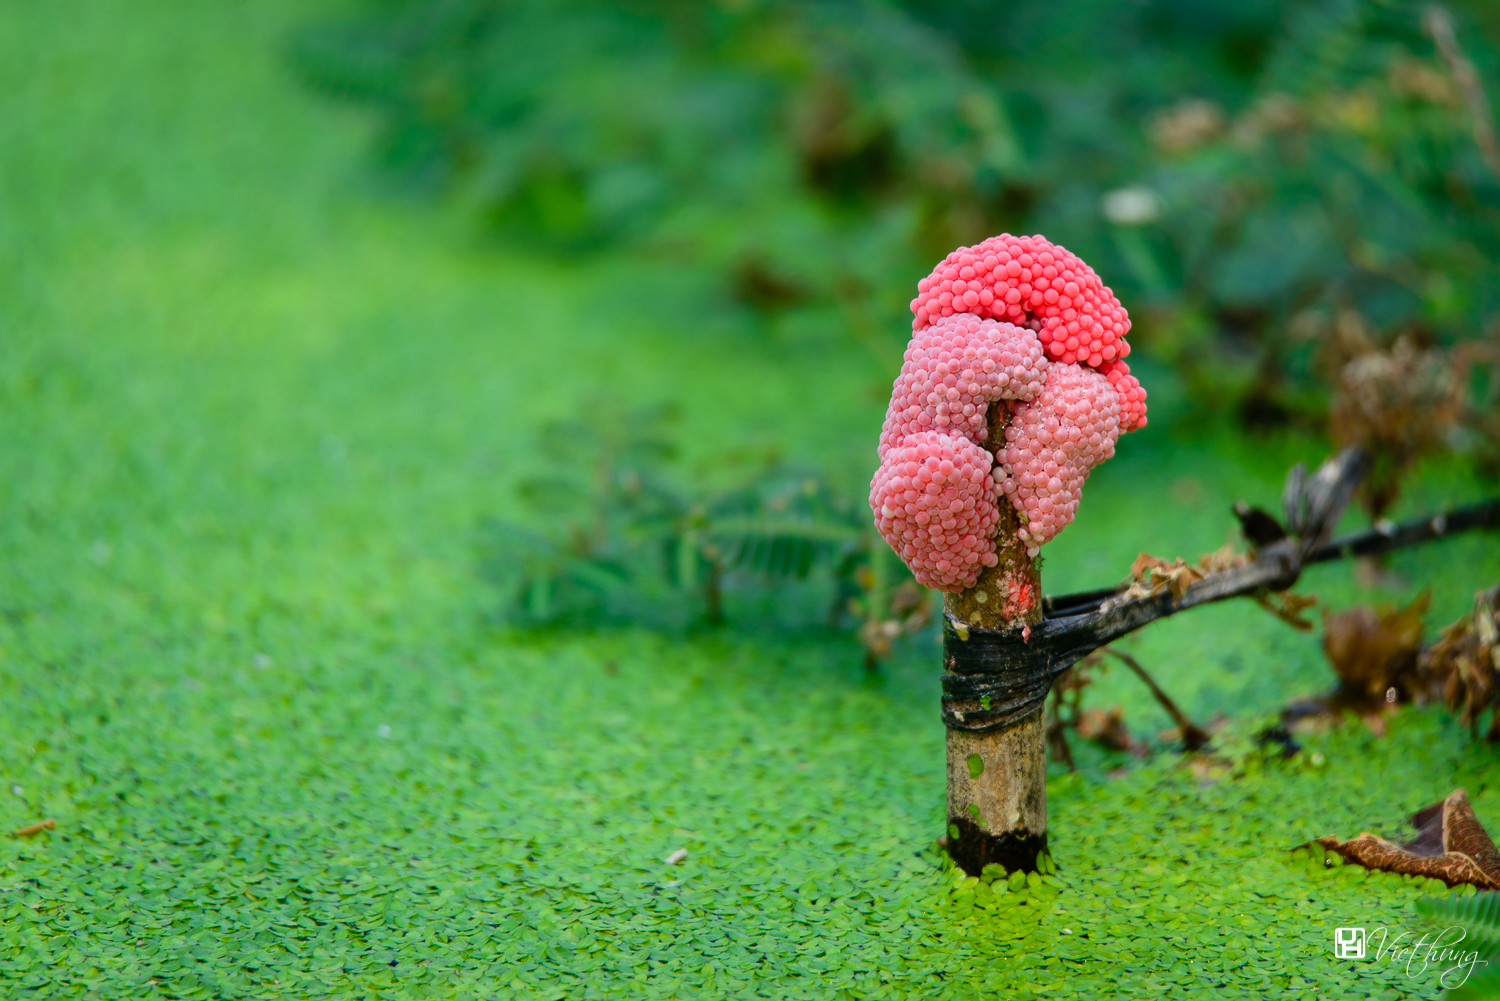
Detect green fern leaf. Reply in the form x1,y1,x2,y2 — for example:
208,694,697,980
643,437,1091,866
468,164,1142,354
1418,892,1500,955
1418,892,1500,1000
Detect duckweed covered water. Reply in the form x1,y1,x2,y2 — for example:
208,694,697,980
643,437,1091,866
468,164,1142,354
2,1,1498,997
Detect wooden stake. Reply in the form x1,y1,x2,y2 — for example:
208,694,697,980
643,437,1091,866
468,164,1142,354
943,476,1047,876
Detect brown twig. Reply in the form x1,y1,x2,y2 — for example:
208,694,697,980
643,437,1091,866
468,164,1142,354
1045,689,1078,772
1044,667,1087,771
12,819,55,837
1043,497,1500,620
1102,648,1211,751
1426,5,1500,186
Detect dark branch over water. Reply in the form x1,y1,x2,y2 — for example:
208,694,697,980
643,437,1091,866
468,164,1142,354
943,449,1500,735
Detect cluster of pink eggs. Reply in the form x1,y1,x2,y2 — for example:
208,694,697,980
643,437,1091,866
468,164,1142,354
871,235,1147,591
871,315,1048,591
875,313,1048,459
910,234,1146,432
996,363,1123,553
870,430,1004,589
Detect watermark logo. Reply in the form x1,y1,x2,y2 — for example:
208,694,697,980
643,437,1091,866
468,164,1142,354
1333,924,1488,989
1334,927,1366,960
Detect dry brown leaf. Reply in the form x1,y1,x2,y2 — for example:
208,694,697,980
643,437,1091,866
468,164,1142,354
1131,554,1202,598
1255,591,1320,631
1151,98,1226,154
1328,313,1464,520
1076,706,1146,756
12,818,55,837
1044,658,1101,771
1322,590,1430,700
1116,546,1253,607
1196,544,1252,575
1422,583,1500,739
1311,788,1500,889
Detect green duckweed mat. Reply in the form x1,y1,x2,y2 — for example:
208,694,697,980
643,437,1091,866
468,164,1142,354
3,1,1500,998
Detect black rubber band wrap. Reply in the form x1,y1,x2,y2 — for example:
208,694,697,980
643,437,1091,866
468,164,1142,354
941,544,1305,734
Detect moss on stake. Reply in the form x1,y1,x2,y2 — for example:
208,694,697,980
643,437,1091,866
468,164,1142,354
943,436,1048,876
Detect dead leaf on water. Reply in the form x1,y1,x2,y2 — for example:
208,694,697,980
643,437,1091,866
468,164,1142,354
12,818,55,837
1309,788,1500,889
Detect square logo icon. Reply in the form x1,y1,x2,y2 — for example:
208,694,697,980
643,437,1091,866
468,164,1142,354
1334,927,1366,960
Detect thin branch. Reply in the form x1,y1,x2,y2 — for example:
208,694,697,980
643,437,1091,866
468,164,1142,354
1426,4,1500,186
1305,498,1500,564
944,448,1500,735
1045,687,1078,772
1102,648,1210,751
1043,496,1500,618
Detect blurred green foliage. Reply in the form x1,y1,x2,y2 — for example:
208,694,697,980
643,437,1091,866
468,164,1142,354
288,0,1010,331
482,400,878,630
293,0,1500,434
481,400,936,669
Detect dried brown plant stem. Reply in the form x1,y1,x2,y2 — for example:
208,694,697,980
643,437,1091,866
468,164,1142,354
942,420,1047,876
1426,5,1500,186
1102,648,1211,751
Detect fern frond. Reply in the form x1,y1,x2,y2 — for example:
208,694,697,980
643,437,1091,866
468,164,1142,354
1417,891,1500,1000
1445,961,1500,1001
709,516,864,580
1418,891,1500,956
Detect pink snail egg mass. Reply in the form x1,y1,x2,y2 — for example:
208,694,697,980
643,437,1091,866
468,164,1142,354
872,236,1146,591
